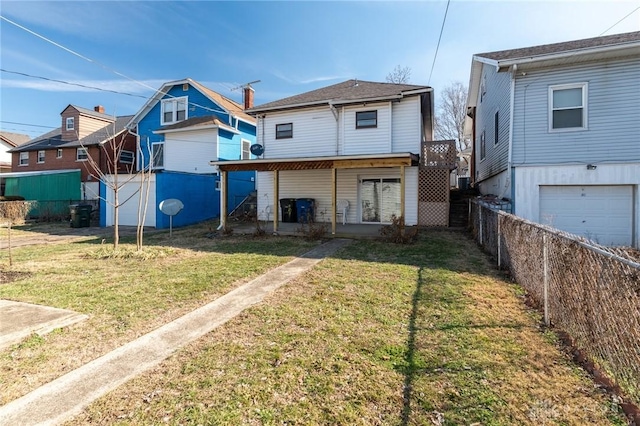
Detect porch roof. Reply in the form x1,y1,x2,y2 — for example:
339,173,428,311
210,152,419,172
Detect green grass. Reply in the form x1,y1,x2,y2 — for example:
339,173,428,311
64,230,626,425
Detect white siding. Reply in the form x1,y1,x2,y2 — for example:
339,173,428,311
392,97,421,153
261,107,337,158
342,103,391,155
514,163,639,248
104,174,156,227
0,140,13,164
512,57,640,165
256,167,418,225
164,128,218,173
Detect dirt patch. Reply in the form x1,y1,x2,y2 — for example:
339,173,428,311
0,269,30,285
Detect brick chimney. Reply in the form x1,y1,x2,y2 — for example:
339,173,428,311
243,86,254,110
94,105,105,114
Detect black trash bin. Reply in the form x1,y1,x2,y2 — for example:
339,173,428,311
296,198,315,223
70,204,92,228
279,198,297,223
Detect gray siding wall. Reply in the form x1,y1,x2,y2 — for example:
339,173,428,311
512,57,640,165
474,64,511,183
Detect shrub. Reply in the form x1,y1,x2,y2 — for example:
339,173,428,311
379,215,418,244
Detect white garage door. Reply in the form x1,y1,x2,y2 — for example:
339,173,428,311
539,185,632,246
104,175,156,227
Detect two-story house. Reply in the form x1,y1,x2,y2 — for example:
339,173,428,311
8,105,136,201
0,131,30,195
465,31,640,248
105,78,257,228
212,79,454,234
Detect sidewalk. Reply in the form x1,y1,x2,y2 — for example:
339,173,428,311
0,238,351,426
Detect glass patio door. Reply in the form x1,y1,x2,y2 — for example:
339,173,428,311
360,178,401,223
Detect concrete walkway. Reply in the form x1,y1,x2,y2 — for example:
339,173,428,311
0,238,351,426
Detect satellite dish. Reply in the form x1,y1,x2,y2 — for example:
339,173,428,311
159,199,184,216
159,199,184,237
250,144,264,156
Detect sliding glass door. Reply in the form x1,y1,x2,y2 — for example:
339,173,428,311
360,178,401,223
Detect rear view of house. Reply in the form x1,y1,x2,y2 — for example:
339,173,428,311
465,31,640,248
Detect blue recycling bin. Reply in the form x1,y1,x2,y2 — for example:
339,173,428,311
296,198,315,223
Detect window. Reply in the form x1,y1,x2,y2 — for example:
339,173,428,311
494,111,499,145
480,130,486,161
276,123,293,139
241,139,251,160
119,150,135,165
77,147,88,161
549,83,587,131
57,149,63,159
66,117,74,130
37,150,45,163
161,97,187,125
356,110,377,129
19,152,28,166
152,143,164,169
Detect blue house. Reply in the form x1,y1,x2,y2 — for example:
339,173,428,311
101,78,256,228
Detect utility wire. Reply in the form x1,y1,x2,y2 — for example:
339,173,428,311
599,5,640,35
0,120,57,129
428,0,451,86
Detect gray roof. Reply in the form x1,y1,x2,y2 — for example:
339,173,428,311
476,31,640,61
0,131,31,147
65,104,115,121
248,79,430,113
12,115,134,152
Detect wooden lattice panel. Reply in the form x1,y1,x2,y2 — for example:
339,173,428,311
418,168,450,226
420,140,457,170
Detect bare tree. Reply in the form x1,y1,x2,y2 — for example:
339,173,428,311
434,81,469,152
0,200,33,266
386,65,412,84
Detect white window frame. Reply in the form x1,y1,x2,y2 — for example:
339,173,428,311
151,142,164,169
161,96,188,125
241,139,251,160
548,82,588,132
76,147,88,161
57,149,63,159
19,152,28,166
37,150,45,163
66,117,74,131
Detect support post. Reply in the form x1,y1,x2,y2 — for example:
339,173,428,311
273,170,279,234
220,170,228,230
497,213,501,269
543,233,550,326
331,168,337,235
400,165,405,226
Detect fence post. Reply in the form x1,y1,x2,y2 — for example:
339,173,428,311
497,213,501,269
478,203,483,246
543,233,550,326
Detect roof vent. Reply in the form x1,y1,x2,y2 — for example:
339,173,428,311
182,83,189,91
353,79,358,87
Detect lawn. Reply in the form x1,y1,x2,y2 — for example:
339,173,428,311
0,224,626,425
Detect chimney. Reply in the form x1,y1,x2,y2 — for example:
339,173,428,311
243,86,254,110
94,105,105,114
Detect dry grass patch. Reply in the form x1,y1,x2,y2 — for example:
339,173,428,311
0,231,317,404
68,231,626,425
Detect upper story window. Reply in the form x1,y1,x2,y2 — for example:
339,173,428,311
19,152,28,166
119,150,135,165
161,97,187,125
66,117,74,130
77,147,88,161
276,123,293,139
57,149,63,159
241,139,251,160
37,150,45,163
356,110,377,129
152,143,164,169
549,83,587,131
479,130,486,161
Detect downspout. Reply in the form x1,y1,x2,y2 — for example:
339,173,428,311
505,63,517,208
328,101,339,155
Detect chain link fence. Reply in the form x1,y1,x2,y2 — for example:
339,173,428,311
470,199,640,405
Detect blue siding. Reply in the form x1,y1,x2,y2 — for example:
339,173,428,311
512,58,640,165
155,172,219,228
99,180,106,227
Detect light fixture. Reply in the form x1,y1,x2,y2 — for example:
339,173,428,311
586,164,597,170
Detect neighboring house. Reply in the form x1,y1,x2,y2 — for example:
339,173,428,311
106,78,257,228
212,79,455,234
0,131,30,195
9,105,136,200
465,31,640,247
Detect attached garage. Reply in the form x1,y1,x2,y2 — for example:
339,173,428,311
539,185,633,246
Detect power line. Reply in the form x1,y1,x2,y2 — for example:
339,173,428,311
0,120,57,129
599,5,640,36
428,0,451,86
1,69,150,99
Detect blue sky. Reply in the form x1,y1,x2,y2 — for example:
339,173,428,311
1,0,639,138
